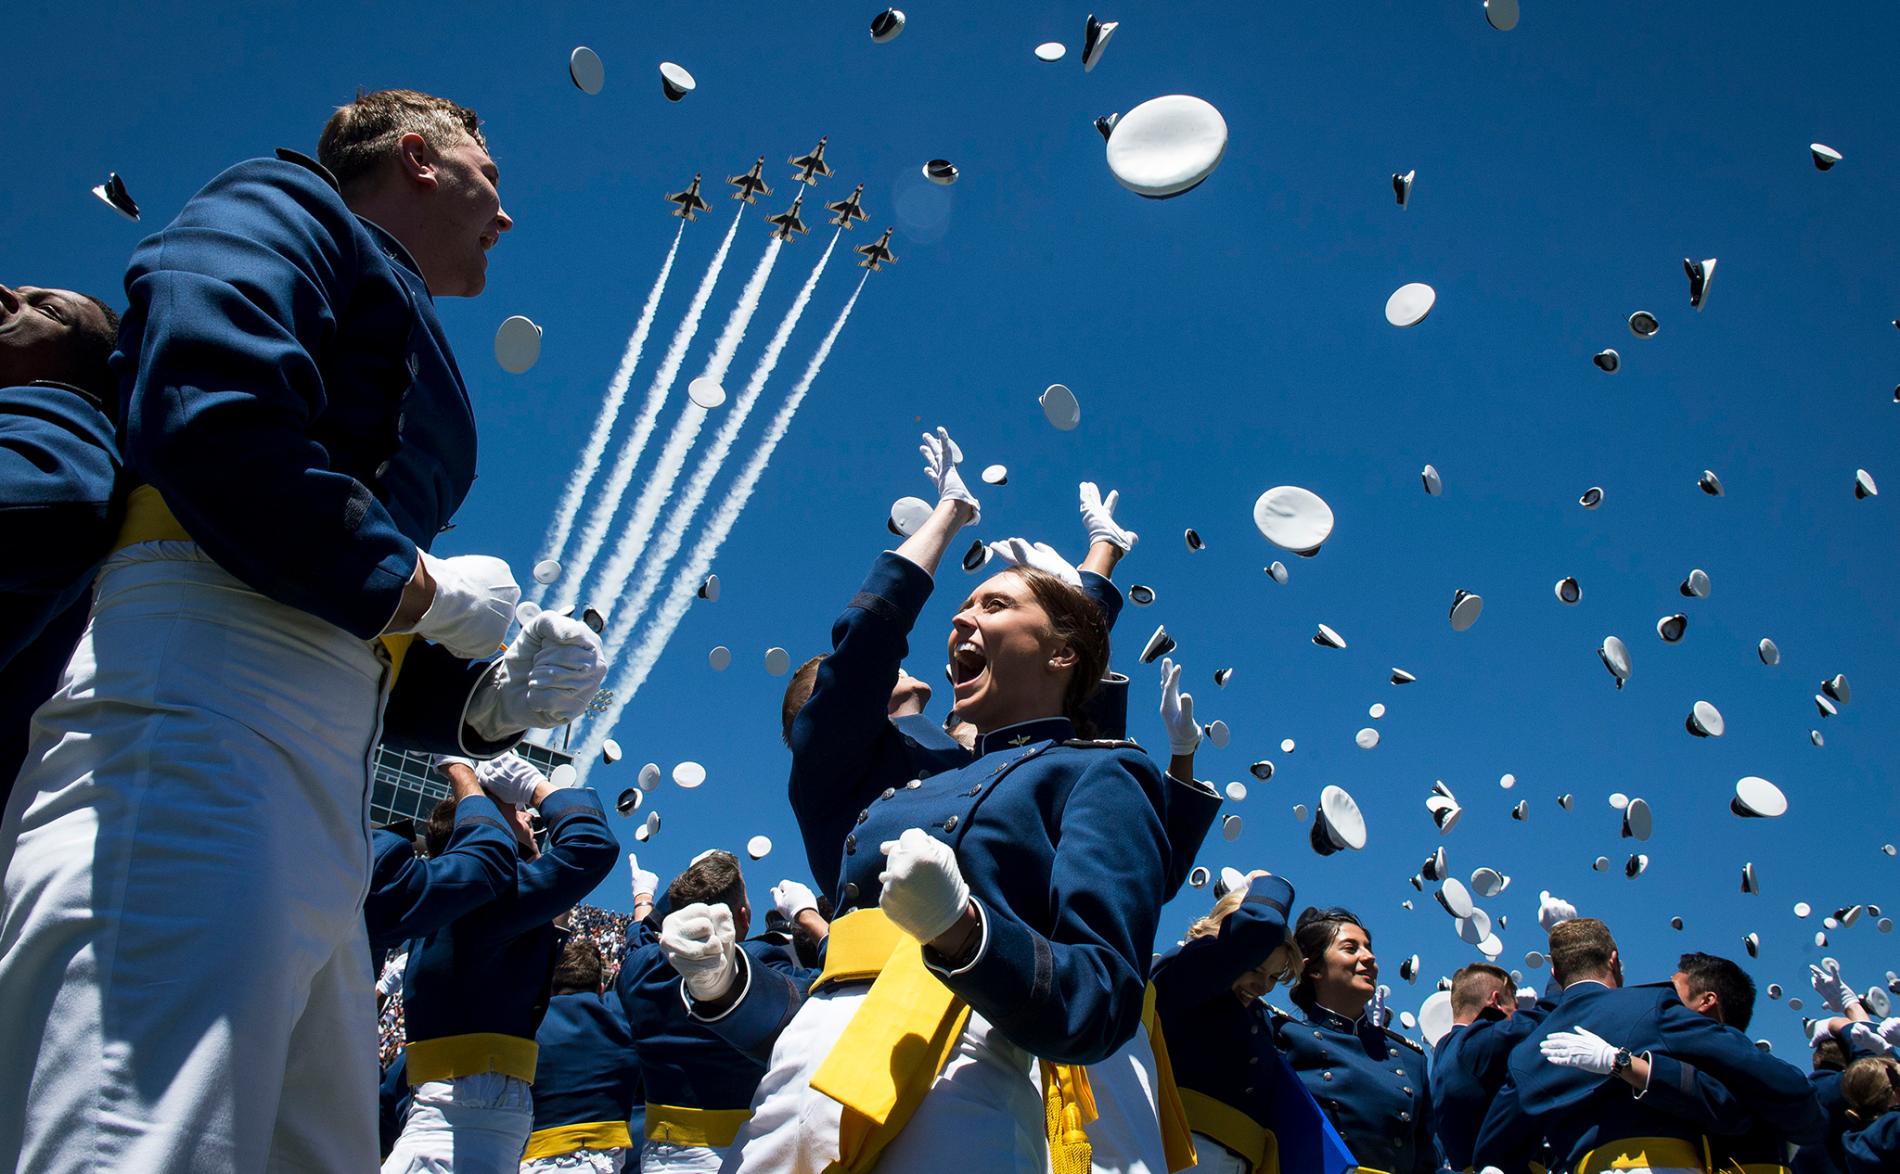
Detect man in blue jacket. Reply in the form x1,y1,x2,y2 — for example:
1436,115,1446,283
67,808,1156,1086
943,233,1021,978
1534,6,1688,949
1474,918,1824,1172
0,90,607,1174
0,281,122,791
1431,960,1547,1170
522,938,644,1172
365,756,522,963
386,753,620,1172
617,851,820,1172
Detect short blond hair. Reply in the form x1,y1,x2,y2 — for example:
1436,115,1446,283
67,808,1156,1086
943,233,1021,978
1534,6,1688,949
318,88,486,193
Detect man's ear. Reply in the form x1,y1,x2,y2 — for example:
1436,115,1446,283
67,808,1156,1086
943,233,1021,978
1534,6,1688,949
397,132,437,189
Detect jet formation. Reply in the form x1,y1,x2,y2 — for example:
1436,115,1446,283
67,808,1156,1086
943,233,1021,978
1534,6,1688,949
667,142,894,269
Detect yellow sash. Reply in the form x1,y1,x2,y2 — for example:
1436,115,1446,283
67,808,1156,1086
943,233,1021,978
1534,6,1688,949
521,1120,633,1159
644,1104,752,1148
807,909,972,1174
403,1032,538,1085
1577,1135,1712,1173
1141,983,1200,1173
112,484,416,681
1179,1089,1278,1174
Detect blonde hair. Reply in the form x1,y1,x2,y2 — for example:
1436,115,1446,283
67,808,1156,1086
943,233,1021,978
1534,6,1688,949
318,88,486,193
1187,872,1300,988
1842,1055,1900,1124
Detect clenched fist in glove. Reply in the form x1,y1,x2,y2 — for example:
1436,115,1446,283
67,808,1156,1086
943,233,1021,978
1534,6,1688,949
403,553,520,658
475,753,547,807
1159,657,1201,755
661,902,740,1002
985,538,1082,587
1540,1026,1620,1076
772,879,819,922
1538,891,1579,934
920,427,980,523
466,610,608,740
878,827,971,944
1078,482,1138,552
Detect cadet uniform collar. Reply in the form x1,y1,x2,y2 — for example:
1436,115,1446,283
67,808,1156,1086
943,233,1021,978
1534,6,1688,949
973,716,1074,758
271,146,433,298
1306,1001,1373,1033
24,380,104,411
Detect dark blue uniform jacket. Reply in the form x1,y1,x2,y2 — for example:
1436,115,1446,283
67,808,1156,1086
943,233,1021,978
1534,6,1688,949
1153,877,1356,1173
0,381,120,790
1842,1112,1900,1174
1272,1001,1438,1173
530,991,642,1133
616,934,815,1114
1792,1068,1849,1173
115,150,515,757
1473,981,1824,1171
1430,1002,1548,1170
365,792,518,960
401,788,618,1076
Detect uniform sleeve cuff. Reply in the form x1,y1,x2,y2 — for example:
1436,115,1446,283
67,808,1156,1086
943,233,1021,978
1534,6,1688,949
923,898,991,978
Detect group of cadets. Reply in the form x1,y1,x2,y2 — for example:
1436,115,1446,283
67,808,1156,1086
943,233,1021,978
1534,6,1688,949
3,83,1900,1174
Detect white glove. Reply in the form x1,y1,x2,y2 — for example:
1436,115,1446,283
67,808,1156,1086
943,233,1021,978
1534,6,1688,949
878,827,971,943
475,752,546,807
628,854,661,902
1810,1018,1840,1048
1811,962,1860,1014
1158,657,1201,755
1370,985,1387,1028
376,950,409,997
408,552,520,658
1540,1025,1620,1075
1538,891,1579,933
1879,1017,1900,1048
772,879,819,921
432,754,475,776
985,538,1083,587
1516,986,1541,1012
1079,481,1138,551
920,427,980,522
465,611,608,739
660,902,740,1002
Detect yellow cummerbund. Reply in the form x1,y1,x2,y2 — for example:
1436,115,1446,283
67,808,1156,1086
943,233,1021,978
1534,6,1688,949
645,1103,752,1148
810,906,910,992
112,484,417,681
1577,1135,1711,1173
1179,1088,1277,1174
404,1032,538,1085
521,1120,633,1160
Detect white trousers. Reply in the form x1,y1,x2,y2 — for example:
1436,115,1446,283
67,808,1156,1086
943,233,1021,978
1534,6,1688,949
1187,1132,1248,1173
383,1073,535,1174
0,543,386,1172
1076,1022,1167,1174
521,1146,628,1173
643,1140,728,1171
722,985,1046,1173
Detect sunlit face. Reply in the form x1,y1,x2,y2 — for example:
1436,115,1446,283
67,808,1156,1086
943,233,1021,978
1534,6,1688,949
409,133,512,297
0,283,112,389
1312,923,1378,1005
1233,940,1300,1004
947,572,1071,731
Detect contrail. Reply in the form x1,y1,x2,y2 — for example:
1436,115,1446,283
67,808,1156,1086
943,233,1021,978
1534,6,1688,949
527,224,683,606
576,237,783,627
554,206,743,609
576,273,869,778
597,231,840,668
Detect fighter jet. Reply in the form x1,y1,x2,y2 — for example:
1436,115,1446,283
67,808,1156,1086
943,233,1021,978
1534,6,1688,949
788,137,833,186
665,174,711,221
855,226,897,271
727,156,771,204
765,191,809,241
825,183,868,229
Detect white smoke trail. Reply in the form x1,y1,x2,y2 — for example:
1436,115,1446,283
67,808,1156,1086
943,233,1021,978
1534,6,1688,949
554,206,743,609
575,274,869,778
596,232,840,668
527,224,684,606
575,238,783,626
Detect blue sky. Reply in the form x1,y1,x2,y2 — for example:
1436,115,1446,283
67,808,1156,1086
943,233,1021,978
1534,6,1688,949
9,1,1898,1055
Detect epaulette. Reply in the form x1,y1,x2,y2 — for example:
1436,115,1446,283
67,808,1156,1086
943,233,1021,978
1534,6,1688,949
1262,1002,1295,1026
1384,1025,1426,1054
1061,738,1143,751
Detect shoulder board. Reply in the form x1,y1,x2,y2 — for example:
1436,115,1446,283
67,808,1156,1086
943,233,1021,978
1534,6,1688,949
1384,1026,1425,1053
1061,738,1143,750
1263,1002,1295,1025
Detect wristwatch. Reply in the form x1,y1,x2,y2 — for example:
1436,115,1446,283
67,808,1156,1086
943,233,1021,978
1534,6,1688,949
1610,1048,1633,1076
